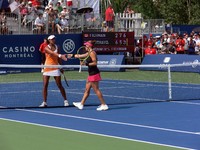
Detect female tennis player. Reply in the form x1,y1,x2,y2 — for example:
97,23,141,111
39,35,69,107
69,40,109,111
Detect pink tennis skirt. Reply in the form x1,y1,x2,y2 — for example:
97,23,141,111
87,73,102,82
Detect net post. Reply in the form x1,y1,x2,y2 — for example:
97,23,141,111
167,64,172,101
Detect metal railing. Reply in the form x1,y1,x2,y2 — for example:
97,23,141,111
1,11,165,36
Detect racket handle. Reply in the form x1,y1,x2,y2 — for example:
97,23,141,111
79,65,82,72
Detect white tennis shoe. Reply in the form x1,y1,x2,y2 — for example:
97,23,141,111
64,100,69,107
39,102,47,107
73,102,83,110
96,104,109,111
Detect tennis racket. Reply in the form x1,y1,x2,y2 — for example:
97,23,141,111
76,46,90,72
61,72,69,87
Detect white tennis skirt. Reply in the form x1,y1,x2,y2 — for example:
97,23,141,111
43,69,61,76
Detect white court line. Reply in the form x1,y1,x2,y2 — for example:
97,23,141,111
16,109,200,136
0,117,194,150
195,132,200,135
102,80,200,90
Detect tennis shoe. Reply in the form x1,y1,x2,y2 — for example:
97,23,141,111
73,102,83,110
96,104,109,111
64,100,69,107
39,102,47,107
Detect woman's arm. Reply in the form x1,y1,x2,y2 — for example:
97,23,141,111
45,46,67,61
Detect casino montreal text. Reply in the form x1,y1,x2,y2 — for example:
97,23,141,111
2,46,35,58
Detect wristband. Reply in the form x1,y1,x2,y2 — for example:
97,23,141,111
72,54,75,58
85,62,89,66
58,54,61,58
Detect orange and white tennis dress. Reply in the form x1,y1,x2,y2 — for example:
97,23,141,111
43,44,61,76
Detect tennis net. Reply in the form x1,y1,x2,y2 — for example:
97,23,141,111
0,63,200,109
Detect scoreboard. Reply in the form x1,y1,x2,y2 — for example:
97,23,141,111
82,32,135,53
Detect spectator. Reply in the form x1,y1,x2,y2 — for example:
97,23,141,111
48,0,58,8
43,0,48,7
66,0,72,8
22,1,36,26
85,10,96,28
183,33,189,53
56,13,69,34
19,2,28,25
193,33,200,54
48,6,56,33
123,5,134,31
60,6,70,20
0,11,8,34
188,37,196,55
154,36,161,50
34,13,45,34
39,37,49,68
105,5,115,32
55,1,63,13
145,34,154,48
43,6,49,24
145,46,157,55
159,41,170,54
175,35,185,54
123,5,134,14
59,0,66,7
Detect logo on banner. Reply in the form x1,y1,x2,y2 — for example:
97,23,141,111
163,57,171,63
109,58,117,65
63,39,75,53
192,59,199,68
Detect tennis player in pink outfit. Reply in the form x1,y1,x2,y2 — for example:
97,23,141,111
70,40,109,111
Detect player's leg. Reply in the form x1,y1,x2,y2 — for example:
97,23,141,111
91,81,108,111
39,75,50,107
43,75,50,102
54,76,69,106
73,79,91,109
54,76,67,101
80,80,92,105
91,81,106,105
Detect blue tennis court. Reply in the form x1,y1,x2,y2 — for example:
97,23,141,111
0,79,200,149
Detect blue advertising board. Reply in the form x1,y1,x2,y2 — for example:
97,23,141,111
141,54,200,72
0,34,82,73
79,55,125,72
97,55,125,71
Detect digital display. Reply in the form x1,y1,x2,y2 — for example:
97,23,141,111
82,32,135,53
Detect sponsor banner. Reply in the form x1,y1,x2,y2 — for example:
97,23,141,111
97,55,125,71
0,34,82,73
80,55,125,72
141,54,200,72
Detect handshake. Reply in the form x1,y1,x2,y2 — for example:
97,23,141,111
61,54,89,66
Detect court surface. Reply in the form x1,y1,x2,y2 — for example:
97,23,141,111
0,79,200,150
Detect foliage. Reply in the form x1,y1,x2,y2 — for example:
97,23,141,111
108,0,200,25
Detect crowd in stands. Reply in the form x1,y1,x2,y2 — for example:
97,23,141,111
0,1,139,35
0,0,99,34
135,31,200,56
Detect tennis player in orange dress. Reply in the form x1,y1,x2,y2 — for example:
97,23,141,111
39,35,69,107
69,40,109,111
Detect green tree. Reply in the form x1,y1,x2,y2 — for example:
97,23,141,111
108,0,200,24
